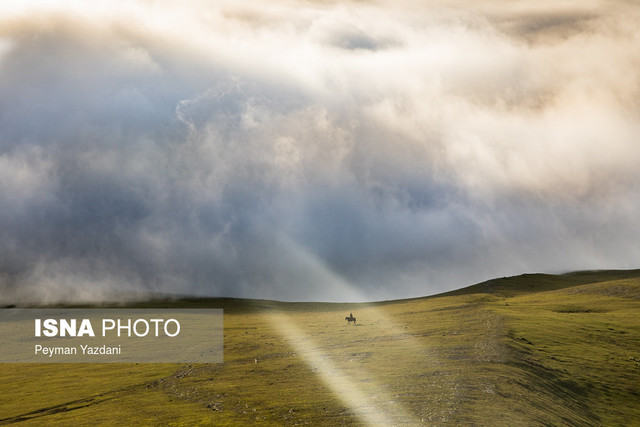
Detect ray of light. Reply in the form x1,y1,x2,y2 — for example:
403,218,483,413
268,311,422,426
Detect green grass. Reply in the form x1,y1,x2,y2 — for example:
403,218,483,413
1,270,639,425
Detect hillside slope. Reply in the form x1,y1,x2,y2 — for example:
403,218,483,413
1,270,639,425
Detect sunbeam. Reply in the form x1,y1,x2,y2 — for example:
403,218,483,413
269,311,422,425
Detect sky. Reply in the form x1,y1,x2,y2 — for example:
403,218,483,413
0,0,639,303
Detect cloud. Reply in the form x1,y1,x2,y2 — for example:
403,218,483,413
0,0,639,303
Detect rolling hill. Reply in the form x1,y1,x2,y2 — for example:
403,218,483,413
1,270,639,425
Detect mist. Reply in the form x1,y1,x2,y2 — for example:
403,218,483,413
1,0,639,303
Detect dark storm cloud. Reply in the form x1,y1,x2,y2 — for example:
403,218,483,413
1,1,639,303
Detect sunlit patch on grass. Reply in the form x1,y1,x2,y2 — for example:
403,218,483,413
268,311,422,426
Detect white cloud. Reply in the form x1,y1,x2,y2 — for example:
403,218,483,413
0,0,639,303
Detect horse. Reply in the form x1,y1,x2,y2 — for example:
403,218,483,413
345,315,356,324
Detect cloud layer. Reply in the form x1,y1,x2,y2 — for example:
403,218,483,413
1,0,639,303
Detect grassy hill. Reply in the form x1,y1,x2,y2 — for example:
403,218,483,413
1,270,639,425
